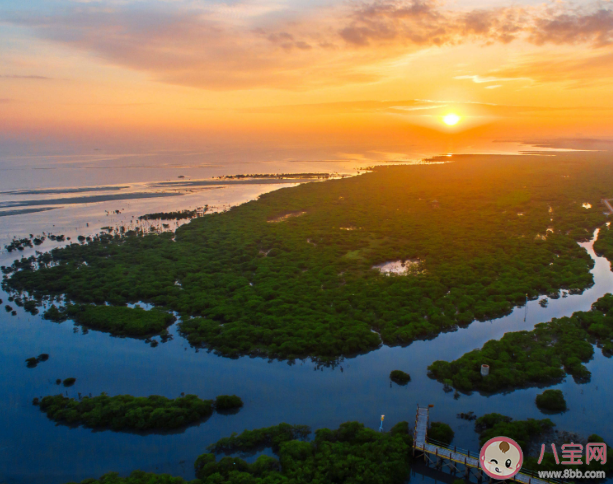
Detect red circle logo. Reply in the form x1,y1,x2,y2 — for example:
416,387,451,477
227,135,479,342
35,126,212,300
480,436,524,480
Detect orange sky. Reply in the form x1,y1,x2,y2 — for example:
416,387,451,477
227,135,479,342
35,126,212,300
2,0,613,159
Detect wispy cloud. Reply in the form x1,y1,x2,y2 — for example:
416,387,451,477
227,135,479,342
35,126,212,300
454,75,529,84
240,98,574,117
486,50,613,88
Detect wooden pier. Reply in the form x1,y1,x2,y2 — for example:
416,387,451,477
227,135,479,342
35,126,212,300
412,405,564,484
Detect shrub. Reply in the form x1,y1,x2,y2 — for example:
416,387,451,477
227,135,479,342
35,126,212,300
64,305,176,337
475,413,554,448
390,370,411,385
214,395,243,411
201,421,411,483
428,422,454,445
43,305,67,322
536,389,567,412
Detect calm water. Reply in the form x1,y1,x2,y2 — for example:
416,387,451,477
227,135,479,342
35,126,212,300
1,158,613,483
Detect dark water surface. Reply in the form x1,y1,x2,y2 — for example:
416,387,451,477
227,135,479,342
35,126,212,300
1,213,613,482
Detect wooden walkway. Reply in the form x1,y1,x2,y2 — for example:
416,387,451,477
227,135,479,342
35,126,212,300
412,405,564,484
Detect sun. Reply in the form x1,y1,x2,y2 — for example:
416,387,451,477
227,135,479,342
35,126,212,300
443,114,460,126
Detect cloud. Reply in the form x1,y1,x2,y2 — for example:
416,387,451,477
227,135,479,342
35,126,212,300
240,98,570,118
529,6,613,47
4,1,613,90
520,137,613,151
0,74,53,80
454,75,529,84
487,50,613,88
337,0,613,48
5,6,347,90
338,0,529,46
264,31,313,50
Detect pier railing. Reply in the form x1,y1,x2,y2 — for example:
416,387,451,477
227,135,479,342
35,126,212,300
413,405,568,484
425,438,567,484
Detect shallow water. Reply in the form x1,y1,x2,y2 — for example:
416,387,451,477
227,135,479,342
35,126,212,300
373,259,422,275
1,177,613,482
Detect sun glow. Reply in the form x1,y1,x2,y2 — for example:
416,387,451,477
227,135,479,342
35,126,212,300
443,114,461,126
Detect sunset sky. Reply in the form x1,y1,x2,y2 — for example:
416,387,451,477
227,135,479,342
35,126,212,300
2,0,613,161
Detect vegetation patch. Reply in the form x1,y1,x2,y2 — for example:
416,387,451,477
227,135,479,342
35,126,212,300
218,173,332,180
214,395,243,411
471,414,613,478
45,305,175,337
428,294,613,392
5,155,613,360
535,389,567,413
139,209,206,221
594,223,613,262
389,370,411,385
475,413,554,448
63,377,76,387
25,354,49,368
428,422,454,444
35,393,240,431
65,470,196,484
207,423,311,453
43,305,68,322
200,421,412,483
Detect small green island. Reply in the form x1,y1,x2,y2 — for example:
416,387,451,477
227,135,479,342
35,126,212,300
536,389,567,412
428,294,613,392
5,156,613,361
214,394,244,412
63,377,76,387
36,393,243,431
389,370,411,384
25,353,49,368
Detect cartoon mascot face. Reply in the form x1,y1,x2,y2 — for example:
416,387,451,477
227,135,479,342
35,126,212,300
480,437,523,479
